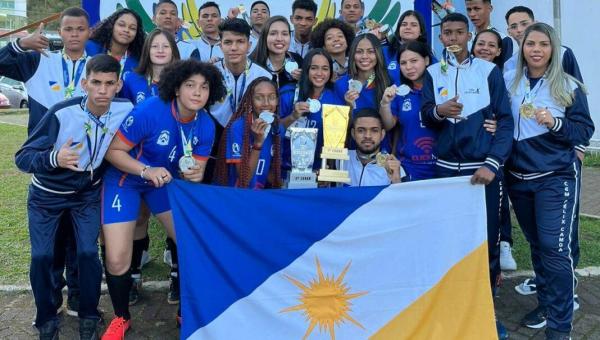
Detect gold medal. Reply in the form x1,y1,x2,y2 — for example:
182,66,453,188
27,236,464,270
446,45,462,53
376,152,388,168
519,103,536,119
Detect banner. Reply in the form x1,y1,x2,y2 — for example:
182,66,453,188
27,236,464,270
168,176,496,339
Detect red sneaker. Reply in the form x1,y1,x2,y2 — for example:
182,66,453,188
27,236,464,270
101,317,131,340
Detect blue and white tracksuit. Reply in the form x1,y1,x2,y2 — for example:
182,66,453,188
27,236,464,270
14,96,132,328
504,70,594,333
422,52,514,292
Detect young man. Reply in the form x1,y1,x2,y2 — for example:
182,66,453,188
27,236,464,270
195,1,224,63
210,18,271,127
15,54,132,340
339,0,364,33
341,108,403,186
0,6,92,320
289,0,318,58
465,0,514,64
152,0,199,60
421,13,513,340
248,1,270,54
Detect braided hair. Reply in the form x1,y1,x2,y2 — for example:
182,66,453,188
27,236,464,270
215,77,282,188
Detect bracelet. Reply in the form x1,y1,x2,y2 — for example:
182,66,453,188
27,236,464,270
252,143,262,151
140,165,150,179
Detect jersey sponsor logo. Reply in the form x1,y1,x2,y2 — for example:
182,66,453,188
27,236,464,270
49,81,60,92
388,61,397,70
122,116,134,132
464,88,480,95
414,137,435,155
136,92,146,104
157,130,170,146
232,142,241,157
193,136,199,146
402,98,412,112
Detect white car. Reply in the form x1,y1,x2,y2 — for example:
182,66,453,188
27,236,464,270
0,76,28,108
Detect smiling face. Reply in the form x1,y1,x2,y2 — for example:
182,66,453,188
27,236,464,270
472,32,501,62
399,50,428,83
523,30,552,74
149,33,173,66
176,73,210,113
399,15,421,42
252,81,278,114
266,20,291,56
323,27,347,56
353,38,376,73
112,13,138,46
308,54,331,90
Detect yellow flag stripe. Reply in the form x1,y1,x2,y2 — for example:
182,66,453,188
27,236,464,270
371,243,497,340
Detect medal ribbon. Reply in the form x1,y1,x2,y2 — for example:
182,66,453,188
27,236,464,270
225,60,250,114
82,96,112,179
62,51,86,99
171,100,198,158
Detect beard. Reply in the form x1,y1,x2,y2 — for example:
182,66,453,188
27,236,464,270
356,140,380,155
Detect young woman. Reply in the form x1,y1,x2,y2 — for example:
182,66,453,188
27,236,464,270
86,8,145,78
384,10,437,72
310,18,355,80
101,60,226,338
504,23,594,339
251,16,303,88
215,77,283,189
279,48,343,174
472,29,503,70
119,28,180,104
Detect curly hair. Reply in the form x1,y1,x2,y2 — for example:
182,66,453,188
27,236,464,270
309,18,355,53
215,77,282,188
134,29,180,79
158,60,226,107
89,9,145,61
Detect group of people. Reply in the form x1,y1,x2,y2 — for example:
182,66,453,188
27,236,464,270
0,0,593,339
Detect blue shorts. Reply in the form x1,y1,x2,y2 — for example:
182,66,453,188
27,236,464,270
101,177,170,225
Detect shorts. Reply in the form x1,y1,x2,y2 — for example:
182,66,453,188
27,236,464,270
102,177,170,225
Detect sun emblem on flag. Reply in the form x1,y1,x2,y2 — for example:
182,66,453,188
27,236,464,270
281,257,368,340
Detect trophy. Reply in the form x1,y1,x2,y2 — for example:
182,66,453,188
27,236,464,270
317,104,351,184
287,127,318,189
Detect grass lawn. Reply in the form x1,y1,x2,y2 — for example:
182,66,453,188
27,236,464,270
0,121,599,284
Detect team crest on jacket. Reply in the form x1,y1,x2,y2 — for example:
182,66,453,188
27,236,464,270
438,87,448,97
157,130,170,146
232,143,241,157
402,98,412,111
388,61,397,70
193,136,199,146
136,92,146,104
49,81,61,92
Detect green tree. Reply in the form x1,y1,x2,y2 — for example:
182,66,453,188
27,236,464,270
26,0,80,30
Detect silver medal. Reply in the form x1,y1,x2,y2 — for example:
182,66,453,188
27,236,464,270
259,111,274,136
179,155,196,172
396,84,411,96
348,79,363,93
307,98,321,113
285,61,299,74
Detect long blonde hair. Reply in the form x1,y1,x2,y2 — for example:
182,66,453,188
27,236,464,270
511,23,586,107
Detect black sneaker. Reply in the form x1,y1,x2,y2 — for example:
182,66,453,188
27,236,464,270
79,318,99,340
545,328,571,340
67,294,80,317
168,275,180,305
129,274,142,306
521,305,547,329
38,320,59,340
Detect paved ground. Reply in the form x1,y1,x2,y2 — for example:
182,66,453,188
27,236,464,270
1,276,599,339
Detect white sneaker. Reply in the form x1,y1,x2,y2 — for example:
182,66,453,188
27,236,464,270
574,294,580,312
163,249,173,267
500,241,517,271
515,277,537,295
140,250,152,269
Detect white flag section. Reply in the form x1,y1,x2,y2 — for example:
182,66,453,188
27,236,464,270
183,177,496,339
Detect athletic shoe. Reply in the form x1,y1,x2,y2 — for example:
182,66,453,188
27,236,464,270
163,249,173,267
140,250,151,269
66,294,80,317
168,275,180,305
499,241,517,271
515,277,537,295
101,317,130,340
545,328,571,340
521,305,547,329
38,320,59,340
32,305,64,327
574,294,580,312
496,320,509,340
129,274,142,306
79,318,100,340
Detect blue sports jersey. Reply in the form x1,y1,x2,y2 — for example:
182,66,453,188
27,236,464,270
85,40,139,79
393,88,437,181
106,96,215,185
279,85,343,172
119,71,159,104
225,116,284,189
383,45,438,85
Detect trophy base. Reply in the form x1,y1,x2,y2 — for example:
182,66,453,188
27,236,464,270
318,169,351,184
287,171,318,189
320,147,349,160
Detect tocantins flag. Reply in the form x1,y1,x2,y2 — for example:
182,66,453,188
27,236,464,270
168,176,496,339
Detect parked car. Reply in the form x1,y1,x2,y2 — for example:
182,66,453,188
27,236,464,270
0,93,11,109
0,76,28,108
